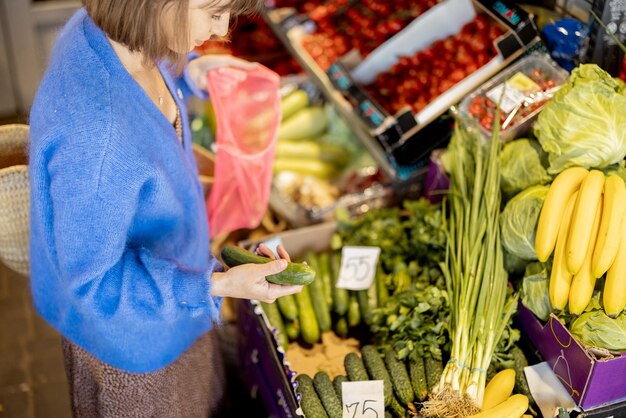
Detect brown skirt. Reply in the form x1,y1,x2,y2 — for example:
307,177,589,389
62,331,226,418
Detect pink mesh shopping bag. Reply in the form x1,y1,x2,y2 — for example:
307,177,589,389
206,65,281,238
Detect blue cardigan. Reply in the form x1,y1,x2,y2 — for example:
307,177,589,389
29,9,223,373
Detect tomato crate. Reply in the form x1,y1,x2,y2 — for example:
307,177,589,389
458,53,569,142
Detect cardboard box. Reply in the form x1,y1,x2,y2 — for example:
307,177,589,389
236,222,339,418
517,302,626,410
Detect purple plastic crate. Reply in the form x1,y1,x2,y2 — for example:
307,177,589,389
518,302,626,410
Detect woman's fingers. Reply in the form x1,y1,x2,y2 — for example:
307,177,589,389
276,245,291,262
262,284,303,303
255,243,276,259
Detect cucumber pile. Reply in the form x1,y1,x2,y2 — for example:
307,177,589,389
296,346,444,418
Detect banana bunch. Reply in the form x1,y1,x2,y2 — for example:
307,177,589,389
535,167,626,317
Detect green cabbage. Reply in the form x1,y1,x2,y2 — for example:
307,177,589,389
500,138,551,199
535,64,626,174
521,262,551,321
570,310,626,352
501,185,549,260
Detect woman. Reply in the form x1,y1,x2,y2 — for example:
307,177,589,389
29,0,301,416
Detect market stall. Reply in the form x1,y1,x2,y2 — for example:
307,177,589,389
187,1,626,417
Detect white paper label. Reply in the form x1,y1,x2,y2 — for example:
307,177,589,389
486,82,526,114
342,380,385,418
261,236,284,259
336,246,380,290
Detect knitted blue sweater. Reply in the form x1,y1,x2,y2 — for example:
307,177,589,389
29,9,222,373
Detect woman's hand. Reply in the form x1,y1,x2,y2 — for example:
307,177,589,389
210,244,301,303
187,54,258,91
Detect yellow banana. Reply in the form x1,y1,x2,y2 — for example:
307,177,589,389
550,191,578,311
592,174,626,278
569,200,603,315
566,170,605,275
604,210,626,317
536,167,588,262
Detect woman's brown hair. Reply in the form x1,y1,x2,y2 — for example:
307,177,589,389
82,0,264,72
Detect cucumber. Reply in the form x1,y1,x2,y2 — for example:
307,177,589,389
424,355,443,393
305,252,331,333
296,374,329,418
511,345,538,414
221,246,315,285
333,375,347,400
330,252,349,316
345,352,369,382
408,353,428,401
388,394,407,418
276,295,298,321
317,252,334,310
281,89,309,121
295,286,320,344
361,345,393,406
347,292,361,327
260,301,288,348
334,316,349,338
384,349,414,405
314,372,342,418
285,319,300,341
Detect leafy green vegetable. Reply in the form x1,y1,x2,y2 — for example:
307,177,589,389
535,64,626,174
501,185,549,260
570,310,626,351
499,139,551,199
503,250,529,277
521,262,552,322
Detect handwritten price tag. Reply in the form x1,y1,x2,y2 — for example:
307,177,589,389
336,246,380,290
342,380,384,418
261,236,284,259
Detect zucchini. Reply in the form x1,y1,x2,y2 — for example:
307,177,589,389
221,246,315,285
314,372,342,418
317,252,334,310
260,301,288,348
361,345,393,406
384,349,414,405
295,286,320,344
276,140,349,167
483,369,516,410
330,252,349,316
278,106,328,142
511,346,538,414
276,295,298,321
388,394,407,418
305,252,331,333
376,264,389,307
347,292,361,327
273,158,336,180
356,290,371,325
296,374,329,418
424,355,444,393
345,352,369,382
408,353,428,401
334,316,349,338
393,264,411,295
285,318,300,341
333,375,348,400
281,89,309,121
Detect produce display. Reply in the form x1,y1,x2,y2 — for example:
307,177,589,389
302,0,442,70
365,14,504,115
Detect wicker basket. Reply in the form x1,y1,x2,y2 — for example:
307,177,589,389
0,124,30,276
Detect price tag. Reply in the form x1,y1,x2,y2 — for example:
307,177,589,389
336,246,380,290
261,236,284,259
341,380,385,418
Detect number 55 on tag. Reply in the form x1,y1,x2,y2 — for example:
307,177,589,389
336,246,380,291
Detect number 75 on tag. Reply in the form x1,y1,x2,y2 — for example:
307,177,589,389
336,246,381,291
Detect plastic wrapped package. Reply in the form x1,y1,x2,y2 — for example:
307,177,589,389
206,65,281,238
